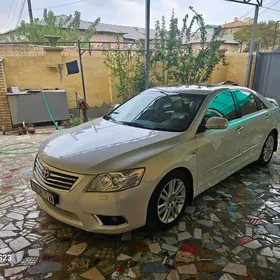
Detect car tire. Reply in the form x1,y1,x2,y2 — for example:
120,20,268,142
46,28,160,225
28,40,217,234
146,170,190,231
257,132,276,166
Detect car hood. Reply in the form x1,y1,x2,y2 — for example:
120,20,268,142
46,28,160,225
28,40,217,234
39,118,180,174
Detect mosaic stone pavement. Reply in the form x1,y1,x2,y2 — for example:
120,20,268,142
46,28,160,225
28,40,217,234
1,133,280,280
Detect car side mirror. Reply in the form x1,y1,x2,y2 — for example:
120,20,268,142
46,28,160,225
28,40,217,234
205,117,228,129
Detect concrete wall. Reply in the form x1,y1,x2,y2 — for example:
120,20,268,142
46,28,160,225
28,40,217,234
225,53,256,86
0,61,12,130
0,45,255,127
3,51,111,114
191,43,239,53
209,63,227,84
220,43,239,53
90,34,124,48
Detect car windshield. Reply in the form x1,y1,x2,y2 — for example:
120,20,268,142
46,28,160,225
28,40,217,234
104,89,206,132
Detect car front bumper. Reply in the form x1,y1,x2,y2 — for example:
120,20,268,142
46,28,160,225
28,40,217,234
33,174,156,234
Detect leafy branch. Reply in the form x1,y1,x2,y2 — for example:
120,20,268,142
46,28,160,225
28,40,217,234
0,9,100,45
104,7,228,102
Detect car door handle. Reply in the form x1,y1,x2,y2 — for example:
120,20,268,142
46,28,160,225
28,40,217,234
236,126,244,133
266,114,271,120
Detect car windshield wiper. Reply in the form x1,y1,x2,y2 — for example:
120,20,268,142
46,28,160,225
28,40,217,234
121,121,155,130
103,115,117,122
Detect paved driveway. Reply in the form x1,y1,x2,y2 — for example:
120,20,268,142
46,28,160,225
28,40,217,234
1,132,280,280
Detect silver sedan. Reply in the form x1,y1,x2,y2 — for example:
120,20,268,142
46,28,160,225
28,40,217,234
31,85,280,233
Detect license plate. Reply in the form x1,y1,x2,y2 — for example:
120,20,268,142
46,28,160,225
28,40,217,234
30,180,59,205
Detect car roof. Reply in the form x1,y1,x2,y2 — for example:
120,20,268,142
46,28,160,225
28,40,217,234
151,85,251,95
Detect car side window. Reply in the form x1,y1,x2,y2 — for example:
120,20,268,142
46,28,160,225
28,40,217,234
235,90,258,116
255,97,267,110
197,91,237,134
208,91,237,121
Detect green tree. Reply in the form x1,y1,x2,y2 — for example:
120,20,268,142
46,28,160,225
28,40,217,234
104,7,227,101
0,9,100,44
151,7,226,85
234,21,280,51
103,37,134,101
258,21,279,50
233,25,252,52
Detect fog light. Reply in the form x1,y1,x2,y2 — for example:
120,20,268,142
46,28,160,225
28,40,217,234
96,215,127,226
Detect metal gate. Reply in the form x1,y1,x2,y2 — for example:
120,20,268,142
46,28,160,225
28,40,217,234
253,51,280,104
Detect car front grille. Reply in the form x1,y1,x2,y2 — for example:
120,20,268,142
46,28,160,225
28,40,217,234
34,157,79,191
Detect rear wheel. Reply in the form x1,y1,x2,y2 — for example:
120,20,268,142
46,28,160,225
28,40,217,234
257,132,276,166
146,170,190,231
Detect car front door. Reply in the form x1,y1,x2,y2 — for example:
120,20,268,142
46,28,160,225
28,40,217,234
233,89,272,163
195,90,244,193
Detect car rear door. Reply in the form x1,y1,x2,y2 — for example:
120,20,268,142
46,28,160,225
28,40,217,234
233,89,272,163
196,90,245,193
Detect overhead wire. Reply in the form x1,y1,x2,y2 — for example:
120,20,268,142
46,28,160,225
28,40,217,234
259,0,280,15
262,6,280,11
0,0,15,30
239,6,255,19
239,0,280,19
12,0,20,21
16,0,27,27
33,0,91,11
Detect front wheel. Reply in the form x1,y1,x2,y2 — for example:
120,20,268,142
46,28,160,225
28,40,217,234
146,170,190,231
257,132,276,166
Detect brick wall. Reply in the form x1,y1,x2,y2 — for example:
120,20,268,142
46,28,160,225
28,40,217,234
0,61,12,131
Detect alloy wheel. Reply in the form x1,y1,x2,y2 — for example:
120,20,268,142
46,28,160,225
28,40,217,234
157,179,186,224
263,135,274,162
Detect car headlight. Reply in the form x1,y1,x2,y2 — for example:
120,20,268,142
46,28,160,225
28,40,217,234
86,168,145,192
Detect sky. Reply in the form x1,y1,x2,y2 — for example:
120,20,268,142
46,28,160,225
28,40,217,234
1,0,280,34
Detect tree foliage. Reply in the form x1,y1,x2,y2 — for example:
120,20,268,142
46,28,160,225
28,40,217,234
0,9,100,44
150,7,226,85
233,25,252,52
103,40,131,101
103,38,145,101
104,7,227,101
234,21,280,51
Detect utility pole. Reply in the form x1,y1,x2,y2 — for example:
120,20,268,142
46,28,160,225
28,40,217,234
27,0,34,24
144,0,151,89
245,5,259,87
77,40,87,101
225,0,262,87
272,21,280,51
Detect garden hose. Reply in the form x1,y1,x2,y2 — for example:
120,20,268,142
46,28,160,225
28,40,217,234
0,92,62,155
41,91,61,132
0,142,37,154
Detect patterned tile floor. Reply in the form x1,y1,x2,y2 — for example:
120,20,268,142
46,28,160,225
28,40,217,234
1,132,280,280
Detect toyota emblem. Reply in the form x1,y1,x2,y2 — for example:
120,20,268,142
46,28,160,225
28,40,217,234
41,167,50,179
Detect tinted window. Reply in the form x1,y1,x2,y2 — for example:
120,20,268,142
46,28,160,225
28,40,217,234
208,91,237,121
256,98,267,110
235,90,258,116
105,90,206,132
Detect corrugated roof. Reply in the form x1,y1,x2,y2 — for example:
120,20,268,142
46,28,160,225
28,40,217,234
206,25,220,29
39,15,156,40
96,23,156,40
189,26,239,45
223,40,239,45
